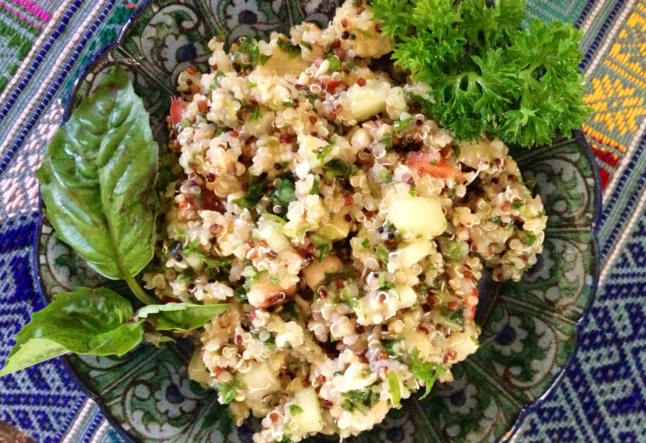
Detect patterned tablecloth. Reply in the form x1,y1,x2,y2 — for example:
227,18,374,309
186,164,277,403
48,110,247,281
0,0,644,442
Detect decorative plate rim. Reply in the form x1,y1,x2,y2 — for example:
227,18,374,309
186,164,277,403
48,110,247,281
32,1,604,442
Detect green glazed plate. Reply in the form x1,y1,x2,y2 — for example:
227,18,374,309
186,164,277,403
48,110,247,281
37,1,601,442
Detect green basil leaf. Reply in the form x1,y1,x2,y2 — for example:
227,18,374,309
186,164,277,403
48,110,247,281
36,66,158,282
136,303,229,332
0,287,143,377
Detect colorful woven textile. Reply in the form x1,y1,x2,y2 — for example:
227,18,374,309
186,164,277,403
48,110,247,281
0,0,644,442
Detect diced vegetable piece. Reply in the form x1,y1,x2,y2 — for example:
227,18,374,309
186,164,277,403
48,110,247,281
394,285,417,310
241,361,281,403
248,275,294,308
388,370,401,407
170,98,189,124
319,216,351,241
292,387,323,434
257,44,310,77
398,239,432,268
344,83,390,122
302,255,343,289
387,195,446,238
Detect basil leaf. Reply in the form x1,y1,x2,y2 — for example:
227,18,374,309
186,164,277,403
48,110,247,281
136,303,229,332
0,287,144,377
36,67,158,289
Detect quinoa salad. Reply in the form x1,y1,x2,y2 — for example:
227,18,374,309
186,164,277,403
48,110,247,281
142,1,547,441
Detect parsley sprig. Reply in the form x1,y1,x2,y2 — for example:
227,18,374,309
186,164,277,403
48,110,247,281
370,0,591,147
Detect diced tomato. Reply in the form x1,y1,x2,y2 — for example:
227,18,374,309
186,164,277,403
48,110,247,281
407,151,465,182
320,77,344,93
170,97,189,124
465,288,479,322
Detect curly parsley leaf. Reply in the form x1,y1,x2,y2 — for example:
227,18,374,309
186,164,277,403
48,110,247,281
370,0,591,147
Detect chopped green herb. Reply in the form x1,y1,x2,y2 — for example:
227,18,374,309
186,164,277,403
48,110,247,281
270,177,297,207
277,38,302,58
219,379,243,404
283,101,295,108
323,159,357,179
410,348,446,399
234,287,248,301
378,273,394,289
289,404,304,415
448,306,465,327
382,339,401,356
235,36,271,68
315,145,332,162
376,245,389,266
511,201,524,210
361,238,370,248
327,54,342,72
437,237,462,261
322,269,357,286
311,178,321,195
311,234,332,262
250,107,262,121
380,133,393,151
394,117,413,131
378,169,393,183
302,42,313,51
232,173,267,209
522,232,537,246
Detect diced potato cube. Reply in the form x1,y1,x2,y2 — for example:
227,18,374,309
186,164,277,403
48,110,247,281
302,255,343,289
387,195,446,238
292,387,323,434
343,82,390,122
394,285,417,310
398,239,432,268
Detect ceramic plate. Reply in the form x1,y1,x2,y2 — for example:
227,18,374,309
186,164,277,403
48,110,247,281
36,1,602,441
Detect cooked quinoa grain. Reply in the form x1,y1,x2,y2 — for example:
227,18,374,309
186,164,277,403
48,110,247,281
143,1,547,442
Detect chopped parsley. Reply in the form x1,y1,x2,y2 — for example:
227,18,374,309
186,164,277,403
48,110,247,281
323,159,357,179
234,36,271,68
511,201,524,210
232,173,267,209
522,232,537,246
376,245,389,266
219,379,244,404
311,234,332,262
410,348,446,399
289,404,304,415
277,38,302,58
250,107,262,121
270,177,297,207
311,178,321,195
378,273,394,289
234,287,248,301
327,54,343,72
394,117,413,131
361,238,370,248
315,145,333,162
382,339,401,356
